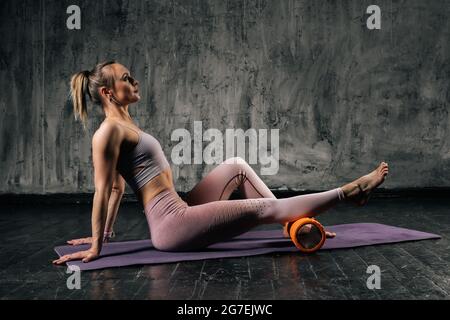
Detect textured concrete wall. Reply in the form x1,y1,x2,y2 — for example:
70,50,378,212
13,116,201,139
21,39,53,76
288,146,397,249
0,0,449,194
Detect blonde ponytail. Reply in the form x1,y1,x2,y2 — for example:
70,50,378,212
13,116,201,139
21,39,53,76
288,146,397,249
70,70,91,131
69,60,117,131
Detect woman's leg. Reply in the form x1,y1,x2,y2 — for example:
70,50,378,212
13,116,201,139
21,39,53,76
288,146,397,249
147,187,344,251
147,161,389,251
184,157,276,206
183,156,334,236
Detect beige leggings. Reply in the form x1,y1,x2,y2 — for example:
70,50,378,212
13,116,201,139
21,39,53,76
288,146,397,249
144,157,345,251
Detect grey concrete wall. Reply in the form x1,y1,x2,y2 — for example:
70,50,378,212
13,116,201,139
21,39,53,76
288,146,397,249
1,0,449,194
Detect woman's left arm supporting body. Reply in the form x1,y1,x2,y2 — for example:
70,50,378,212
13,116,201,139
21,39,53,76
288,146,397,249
53,124,122,264
104,172,125,239
66,171,125,245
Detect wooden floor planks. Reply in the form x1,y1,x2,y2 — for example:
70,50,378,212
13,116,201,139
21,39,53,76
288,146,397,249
0,196,449,300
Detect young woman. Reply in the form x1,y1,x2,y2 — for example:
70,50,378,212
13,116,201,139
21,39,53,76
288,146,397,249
53,61,388,265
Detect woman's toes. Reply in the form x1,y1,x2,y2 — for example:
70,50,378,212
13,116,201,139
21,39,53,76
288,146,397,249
326,231,336,238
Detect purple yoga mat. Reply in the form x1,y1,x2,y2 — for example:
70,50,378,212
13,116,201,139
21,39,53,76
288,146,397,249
54,223,440,271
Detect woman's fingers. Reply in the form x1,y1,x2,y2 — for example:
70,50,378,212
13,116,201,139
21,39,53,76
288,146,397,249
67,237,92,245
52,254,73,265
70,251,85,259
53,250,98,265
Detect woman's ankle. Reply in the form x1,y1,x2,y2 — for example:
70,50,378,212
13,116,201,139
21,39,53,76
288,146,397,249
341,182,359,200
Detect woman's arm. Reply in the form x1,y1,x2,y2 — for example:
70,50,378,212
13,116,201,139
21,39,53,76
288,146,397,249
90,125,122,253
53,124,122,264
103,172,125,240
66,172,125,245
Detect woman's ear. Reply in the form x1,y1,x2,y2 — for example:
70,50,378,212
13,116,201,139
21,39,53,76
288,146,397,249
99,86,112,101
99,86,107,98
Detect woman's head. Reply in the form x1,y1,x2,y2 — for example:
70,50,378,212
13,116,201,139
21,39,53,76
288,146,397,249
70,61,140,130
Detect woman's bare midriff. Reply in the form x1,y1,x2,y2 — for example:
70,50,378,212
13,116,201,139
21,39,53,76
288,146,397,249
134,167,175,208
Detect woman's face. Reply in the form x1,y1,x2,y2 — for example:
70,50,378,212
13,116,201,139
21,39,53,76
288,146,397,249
107,63,140,105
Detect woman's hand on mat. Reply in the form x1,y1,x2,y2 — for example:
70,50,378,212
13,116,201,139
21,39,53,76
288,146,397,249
67,237,93,245
52,248,99,265
67,236,113,245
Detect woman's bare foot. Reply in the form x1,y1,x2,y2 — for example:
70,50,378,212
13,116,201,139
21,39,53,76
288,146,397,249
325,230,336,238
342,162,389,206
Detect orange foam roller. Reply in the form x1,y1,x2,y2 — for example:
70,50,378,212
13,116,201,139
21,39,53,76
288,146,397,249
284,218,326,253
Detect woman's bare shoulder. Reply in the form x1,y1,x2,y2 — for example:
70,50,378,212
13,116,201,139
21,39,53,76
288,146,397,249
98,118,121,131
93,120,122,148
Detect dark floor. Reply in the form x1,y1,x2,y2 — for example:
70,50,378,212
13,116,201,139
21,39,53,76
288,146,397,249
1,193,450,300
